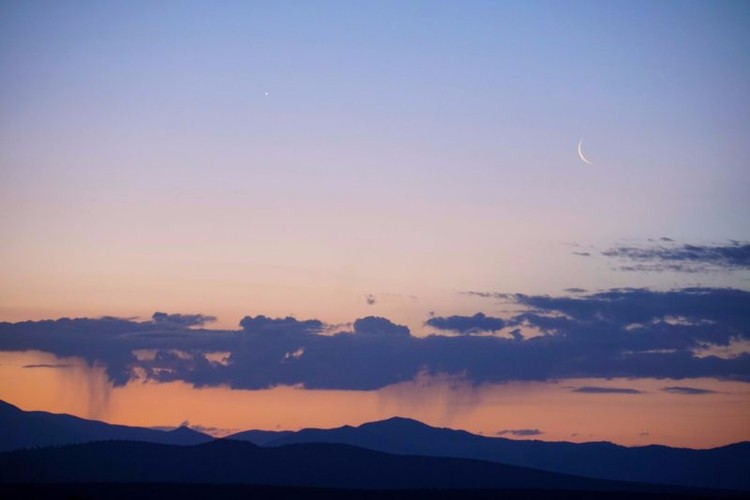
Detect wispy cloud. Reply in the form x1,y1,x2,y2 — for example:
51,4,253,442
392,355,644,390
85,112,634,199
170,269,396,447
22,363,73,369
461,291,508,300
572,386,643,394
497,428,543,437
152,312,216,328
602,240,750,272
661,386,718,395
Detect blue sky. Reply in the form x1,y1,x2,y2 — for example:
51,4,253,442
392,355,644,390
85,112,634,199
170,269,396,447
2,1,749,326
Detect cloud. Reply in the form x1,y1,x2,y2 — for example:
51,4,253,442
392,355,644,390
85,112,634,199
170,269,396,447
661,386,718,395
425,313,505,335
572,386,643,394
284,348,305,360
239,315,323,335
1,287,748,391
602,241,750,272
497,428,543,437
22,363,72,369
507,329,524,341
461,291,507,300
352,316,410,337
152,312,216,328
510,287,750,336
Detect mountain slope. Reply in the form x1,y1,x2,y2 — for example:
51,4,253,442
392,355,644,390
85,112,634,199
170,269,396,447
0,439,703,494
0,400,213,451
240,417,749,491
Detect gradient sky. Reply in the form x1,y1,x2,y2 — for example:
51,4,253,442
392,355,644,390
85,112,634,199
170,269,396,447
1,1,749,448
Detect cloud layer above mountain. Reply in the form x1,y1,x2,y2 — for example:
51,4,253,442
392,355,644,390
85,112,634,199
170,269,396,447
0,288,748,390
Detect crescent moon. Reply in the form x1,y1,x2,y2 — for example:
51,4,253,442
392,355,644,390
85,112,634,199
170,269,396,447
577,139,593,165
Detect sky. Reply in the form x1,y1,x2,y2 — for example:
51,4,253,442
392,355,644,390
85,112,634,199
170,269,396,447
0,0,749,448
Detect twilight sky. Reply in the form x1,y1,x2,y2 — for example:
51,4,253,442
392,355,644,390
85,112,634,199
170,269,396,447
1,1,749,448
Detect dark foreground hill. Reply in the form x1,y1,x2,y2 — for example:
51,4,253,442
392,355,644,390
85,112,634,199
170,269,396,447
0,483,738,500
0,439,712,494
228,416,750,491
0,400,213,451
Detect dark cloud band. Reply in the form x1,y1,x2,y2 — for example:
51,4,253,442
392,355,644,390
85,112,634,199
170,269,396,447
1,288,748,390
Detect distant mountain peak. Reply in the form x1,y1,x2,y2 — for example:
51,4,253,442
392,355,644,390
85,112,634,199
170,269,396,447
358,416,430,429
164,425,214,444
375,416,425,424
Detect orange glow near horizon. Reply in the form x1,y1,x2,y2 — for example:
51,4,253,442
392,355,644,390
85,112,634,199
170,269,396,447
1,351,748,449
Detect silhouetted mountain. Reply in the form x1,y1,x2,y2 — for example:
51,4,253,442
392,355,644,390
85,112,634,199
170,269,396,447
2,401,746,492
164,425,213,444
0,439,713,494
0,400,213,451
233,417,750,491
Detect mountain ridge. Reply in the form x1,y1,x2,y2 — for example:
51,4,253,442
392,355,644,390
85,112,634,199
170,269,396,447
0,399,213,450
226,416,750,491
2,399,747,491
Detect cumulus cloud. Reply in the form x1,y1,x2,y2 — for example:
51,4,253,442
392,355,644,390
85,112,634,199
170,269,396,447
602,241,750,272
572,386,643,394
1,287,748,391
497,429,543,437
352,316,410,337
661,386,718,395
425,313,505,335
